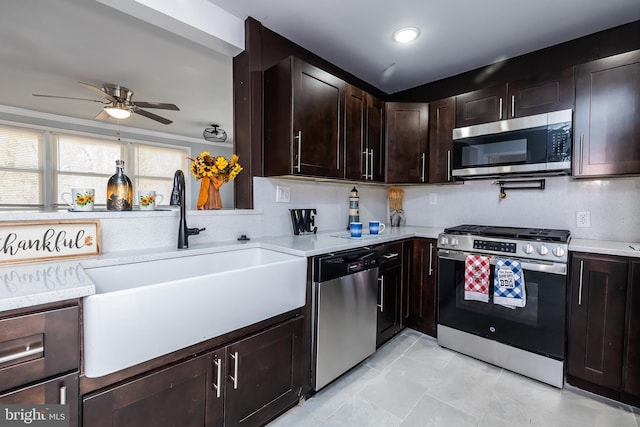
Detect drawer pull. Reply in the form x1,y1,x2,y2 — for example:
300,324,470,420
383,253,399,259
0,345,44,365
59,385,67,405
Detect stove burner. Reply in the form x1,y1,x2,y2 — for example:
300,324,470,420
443,224,570,243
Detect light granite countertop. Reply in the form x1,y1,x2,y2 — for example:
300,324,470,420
3,225,639,313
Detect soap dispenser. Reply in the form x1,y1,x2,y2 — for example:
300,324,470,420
106,160,133,211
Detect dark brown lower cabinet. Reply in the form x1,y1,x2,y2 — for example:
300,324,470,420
567,253,628,391
83,317,303,427
405,238,438,337
624,260,640,404
0,372,79,427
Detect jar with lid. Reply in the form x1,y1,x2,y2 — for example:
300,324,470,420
106,160,132,211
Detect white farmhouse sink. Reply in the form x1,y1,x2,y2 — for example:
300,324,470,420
82,247,307,378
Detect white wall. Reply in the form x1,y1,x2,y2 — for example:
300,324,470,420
400,175,640,242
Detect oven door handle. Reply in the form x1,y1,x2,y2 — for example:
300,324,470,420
438,250,567,275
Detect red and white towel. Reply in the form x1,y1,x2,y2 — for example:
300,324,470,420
464,254,491,303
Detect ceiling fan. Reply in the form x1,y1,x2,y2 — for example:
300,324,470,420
33,82,179,124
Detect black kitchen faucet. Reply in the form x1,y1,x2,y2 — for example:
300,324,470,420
170,169,205,249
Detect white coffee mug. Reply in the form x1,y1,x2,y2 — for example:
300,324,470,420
61,188,95,211
138,190,164,210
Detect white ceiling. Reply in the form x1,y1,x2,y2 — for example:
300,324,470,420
0,0,639,140
209,0,640,94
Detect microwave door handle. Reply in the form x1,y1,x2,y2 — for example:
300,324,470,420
511,95,515,118
499,98,503,120
447,150,451,182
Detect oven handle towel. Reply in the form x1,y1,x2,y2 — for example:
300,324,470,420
493,258,526,308
464,255,490,303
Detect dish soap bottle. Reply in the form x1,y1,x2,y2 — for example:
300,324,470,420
106,160,132,211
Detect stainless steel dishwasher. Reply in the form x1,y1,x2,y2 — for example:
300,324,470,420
311,247,379,391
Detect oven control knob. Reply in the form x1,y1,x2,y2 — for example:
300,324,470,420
537,244,549,256
450,237,459,246
440,236,449,246
552,246,566,257
523,243,534,254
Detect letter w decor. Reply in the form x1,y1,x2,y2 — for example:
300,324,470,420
0,220,101,265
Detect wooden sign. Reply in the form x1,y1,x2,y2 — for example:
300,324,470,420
0,220,101,265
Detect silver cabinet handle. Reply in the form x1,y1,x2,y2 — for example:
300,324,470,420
511,95,515,117
0,345,44,365
213,356,222,398
578,260,584,306
428,243,434,276
294,131,302,172
378,276,384,312
230,351,239,389
59,385,67,405
405,255,411,320
579,134,584,175
369,149,374,180
447,150,451,182
420,152,426,182
383,252,399,259
499,98,503,120
362,149,369,179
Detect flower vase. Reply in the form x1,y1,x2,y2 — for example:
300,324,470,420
197,178,223,210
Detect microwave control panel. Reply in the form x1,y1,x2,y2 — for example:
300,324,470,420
547,123,572,161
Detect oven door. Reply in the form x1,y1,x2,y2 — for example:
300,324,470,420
437,250,566,360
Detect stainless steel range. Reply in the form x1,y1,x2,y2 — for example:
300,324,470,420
437,225,570,388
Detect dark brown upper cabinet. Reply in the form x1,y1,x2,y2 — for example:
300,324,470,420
264,56,345,179
428,97,456,184
344,86,385,182
386,102,429,183
573,50,640,177
455,70,574,127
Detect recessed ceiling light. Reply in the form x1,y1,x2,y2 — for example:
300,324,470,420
393,27,420,43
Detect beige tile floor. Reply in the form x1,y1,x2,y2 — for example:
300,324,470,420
268,329,640,427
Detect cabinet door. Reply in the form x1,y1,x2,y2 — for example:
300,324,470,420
1,372,78,427
428,97,455,183
83,353,221,427
386,102,428,183
624,260,640,399
376,265,402,346
367,94,385,182
406,238,438,337
225,317,302,427
507,68,574,118
567,253,628,390
293,60,345,178
344,85,367,181
574,50,640,177
455,85,507,127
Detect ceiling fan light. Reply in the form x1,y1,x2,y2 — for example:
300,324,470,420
104,106,131,119
393,27,420,43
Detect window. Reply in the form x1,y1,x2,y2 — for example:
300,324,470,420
0,123,189,209
0,125,44,207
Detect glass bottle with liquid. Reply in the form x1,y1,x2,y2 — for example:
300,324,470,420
106,160,132,211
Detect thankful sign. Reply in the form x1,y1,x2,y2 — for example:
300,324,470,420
0,220,101,264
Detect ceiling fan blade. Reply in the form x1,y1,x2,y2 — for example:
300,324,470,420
134,108,172,125
132,102,180,111
95,110,110,120
33,94,107,103
77,82,117,102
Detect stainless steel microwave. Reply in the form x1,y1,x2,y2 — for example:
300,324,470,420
451,109,572,179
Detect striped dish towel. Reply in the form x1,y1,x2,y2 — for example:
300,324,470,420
493,258,526,308
464,254,490,303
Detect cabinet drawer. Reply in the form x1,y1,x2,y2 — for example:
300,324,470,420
0,372,79,427
0,306,79,393
378,243,402,269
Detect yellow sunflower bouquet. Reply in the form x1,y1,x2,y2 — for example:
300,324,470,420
189,151,243,209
